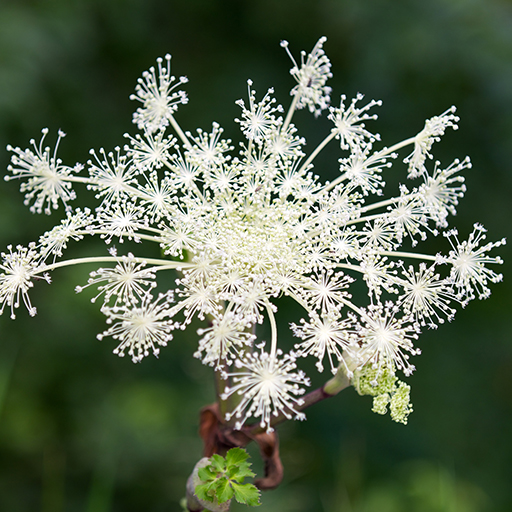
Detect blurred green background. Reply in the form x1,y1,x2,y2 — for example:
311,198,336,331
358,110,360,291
0,0,511,511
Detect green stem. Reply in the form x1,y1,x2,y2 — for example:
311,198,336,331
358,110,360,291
358,195,405,214
215,366,232,423
298,130,337,175
344,212,391,226
213,303,253,428
321,172,348,194
373,136,416,158
71,229,163,244
266,303,278,358
169,113,192,148
378,250,438,262
41,256,192,273
282,94,299,133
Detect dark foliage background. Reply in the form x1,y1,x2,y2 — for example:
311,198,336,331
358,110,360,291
0,1,511,511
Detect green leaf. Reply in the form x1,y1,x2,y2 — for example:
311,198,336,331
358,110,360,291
228,464,255,482
231,481,261,506
216,478,234,504
195,448,260,508
225,447,249,467
198,466,217,482
195,482,216,502
210,454,226,472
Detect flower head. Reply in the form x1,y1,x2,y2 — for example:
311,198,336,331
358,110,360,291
395,262,457,328
404,106,459,178
418,157,469,228
0,244,48,318
130,54,189,134
2,37,504,429
87,146,138,206
221,346,310,432
281,37,332,117
76,252,157,306
124,130,176,171
329,93,382,150
6,129,78,214
39,208,93,260
195,311,255,368
291,309,354,374
98,291,176,363
443,223,505,302
357,303,421,377
235,81,284,144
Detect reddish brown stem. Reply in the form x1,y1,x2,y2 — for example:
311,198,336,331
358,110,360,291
245,371,352,435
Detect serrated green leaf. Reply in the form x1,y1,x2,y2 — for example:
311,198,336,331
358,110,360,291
195,482,215,502
231,481,261,506
210,454,226,472
216,478,234,504
198,466,217,482
227,465,238,478
228,464,255,482
225,447,249,467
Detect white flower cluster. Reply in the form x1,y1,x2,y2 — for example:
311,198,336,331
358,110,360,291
1,38,505,432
